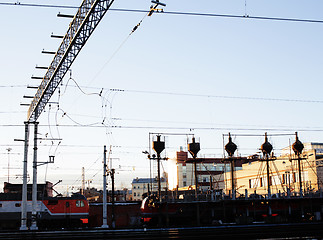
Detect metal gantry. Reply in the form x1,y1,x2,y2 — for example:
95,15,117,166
21,0,115,230
27,0,115,122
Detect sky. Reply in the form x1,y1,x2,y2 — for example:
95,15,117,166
1,0,323,194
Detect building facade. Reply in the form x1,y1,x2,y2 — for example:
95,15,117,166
131,177,167,201
176,150,245,191
224,143,323,197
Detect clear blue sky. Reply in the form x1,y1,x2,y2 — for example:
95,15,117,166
1,0,323,194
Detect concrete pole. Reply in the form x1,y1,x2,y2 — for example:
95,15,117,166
101,145,109,228
266,156,271,199
20,122,29,231
266,154,272,216
30,122,38,230
231,160,235,200
194,160,198,200
298,157,303,197
111,168,115,229
157,154,161,202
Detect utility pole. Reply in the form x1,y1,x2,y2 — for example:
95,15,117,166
261,132,273,216
152,135,165,202
30,122,39,230
261,133,273,199
6,147,12,183
188,137,200,199
292,132,304,197
188,137,201,226
224,133,237,200
101,145,109,228
81,167,85,195
20,122,29,230
111,168,115,229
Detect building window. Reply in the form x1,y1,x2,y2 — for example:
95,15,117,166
134,193,136,197
260,178,263,187
133,186,136,189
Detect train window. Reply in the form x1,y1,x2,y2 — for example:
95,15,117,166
66,202,70,208
76,200,85,207
48,200,58,205
15,203,21,207
0,203,2,207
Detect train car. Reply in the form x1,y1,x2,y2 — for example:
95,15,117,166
141,194,323,227
0,193,89,230
141,196,207,226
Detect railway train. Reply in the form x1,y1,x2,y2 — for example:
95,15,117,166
0,193,89,230
140,193,323,227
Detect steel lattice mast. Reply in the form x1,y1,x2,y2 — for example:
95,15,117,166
27,0,115,122
21,0,115,231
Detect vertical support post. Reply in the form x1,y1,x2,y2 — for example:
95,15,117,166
81,167,85,195
111,168,115,229
266,156,271,199
266,155,272,215
210,175,213,191
298,158,303,197
194,160,198,200
231,159,235,200
157,154,161,202
194,158,200,226
30,122,38,230
101,145,109,228
20,122,29,231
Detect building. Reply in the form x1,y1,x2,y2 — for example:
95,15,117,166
131,177,167,201
81,188,132,202
224,143,323,197
176,150,246,191
3,181,53,197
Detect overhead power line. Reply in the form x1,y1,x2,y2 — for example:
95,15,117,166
0,124,323,132
1,2,323,24
111,88,323,104
4,84,323,103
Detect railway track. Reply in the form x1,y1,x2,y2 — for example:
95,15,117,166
0,222,322,239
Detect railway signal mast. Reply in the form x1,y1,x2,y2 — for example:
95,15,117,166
21,0,115,231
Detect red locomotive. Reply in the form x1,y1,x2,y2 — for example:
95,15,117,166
0,182,89,230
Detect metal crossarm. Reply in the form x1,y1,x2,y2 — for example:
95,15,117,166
27,0,114,121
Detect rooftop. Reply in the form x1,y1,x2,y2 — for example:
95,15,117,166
132,177,166,184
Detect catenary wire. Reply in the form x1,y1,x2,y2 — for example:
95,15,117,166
4,84,323,104
1,2,323,24
2,124,323,132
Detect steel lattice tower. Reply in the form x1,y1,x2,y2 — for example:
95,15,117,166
27,0,115,121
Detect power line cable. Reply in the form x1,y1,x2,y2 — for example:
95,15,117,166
110,88,323,104
1,2,323,24
2,123,323,132
89,12,148,85
3,83,323,104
